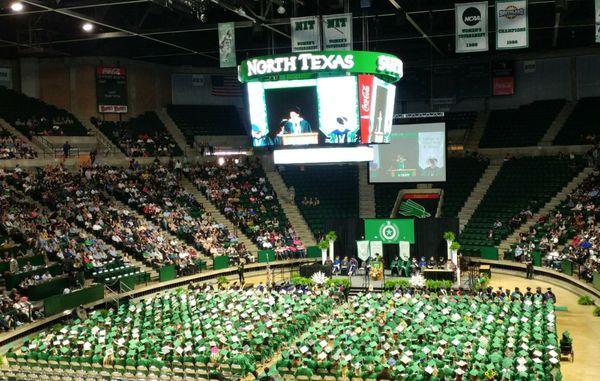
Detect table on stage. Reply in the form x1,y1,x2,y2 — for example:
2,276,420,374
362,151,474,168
423,268,455,281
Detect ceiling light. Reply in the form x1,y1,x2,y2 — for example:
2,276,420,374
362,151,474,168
82,22,94,32
277,5,286,14
10,2,24,12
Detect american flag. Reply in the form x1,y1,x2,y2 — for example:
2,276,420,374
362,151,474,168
211,75,242,97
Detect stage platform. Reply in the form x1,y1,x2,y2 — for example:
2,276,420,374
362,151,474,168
333,269,469,292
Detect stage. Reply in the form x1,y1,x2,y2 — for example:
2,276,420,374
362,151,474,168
332,269,471,291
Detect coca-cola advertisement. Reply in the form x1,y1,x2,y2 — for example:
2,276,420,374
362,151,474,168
358,74,396,144
96,66,128,113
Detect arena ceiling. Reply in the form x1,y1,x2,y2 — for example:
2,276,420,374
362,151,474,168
0,0,597,67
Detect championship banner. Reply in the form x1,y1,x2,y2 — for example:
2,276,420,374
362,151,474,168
596,0,600,43
495,0,528,49
218,22,236,68
369,241,383,259
364,219,415,244
96,67,128,113
357,240,370,261
291,16,321,52
455,2,488,53
322,13,353,50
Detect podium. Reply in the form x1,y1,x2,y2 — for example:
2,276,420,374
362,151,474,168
388,169,417,177
281,132,319,146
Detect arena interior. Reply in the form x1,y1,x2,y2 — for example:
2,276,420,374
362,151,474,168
0,0,599,380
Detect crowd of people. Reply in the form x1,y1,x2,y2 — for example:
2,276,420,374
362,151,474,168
0,131,37,160
510,172,599,282
91,162,252,265
0,289,38,331
94,114,182,157
13,115,83,138
187,157,305,258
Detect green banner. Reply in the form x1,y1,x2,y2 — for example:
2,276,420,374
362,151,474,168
238,50,402,83
364,219,415,244
218,22,236,68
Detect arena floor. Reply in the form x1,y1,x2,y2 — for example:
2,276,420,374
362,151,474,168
244,270,600,381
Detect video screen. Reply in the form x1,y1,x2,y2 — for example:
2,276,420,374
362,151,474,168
358,75,397,144
369,123,446,183
249,77,359,147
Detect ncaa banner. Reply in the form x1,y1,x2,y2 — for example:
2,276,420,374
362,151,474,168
322,13,353,50
356,240,370,261
455,2,488,53
291,16,321,52
496,0,528,49
596,0,600,43
218,22,236,68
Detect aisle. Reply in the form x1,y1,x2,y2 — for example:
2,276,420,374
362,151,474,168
488,273,600,381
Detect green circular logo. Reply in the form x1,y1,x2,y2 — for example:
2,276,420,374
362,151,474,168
380,221,399,241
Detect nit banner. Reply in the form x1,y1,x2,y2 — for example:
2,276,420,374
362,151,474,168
364,219,415,244
291,16,321,52
495,0,528,50
322,13,353,51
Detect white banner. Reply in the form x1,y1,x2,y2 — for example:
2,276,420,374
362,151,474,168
496,0,528,49
596,0,600,43
291,16,321,52
322,13,353,50
455,2,488,53
356,240,370,261
399,241,410,261
369,241,383,259
218,22,236,68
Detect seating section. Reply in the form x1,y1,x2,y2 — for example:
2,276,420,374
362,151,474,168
507,172,599,281
460,156,586,255
0,86,88,137
167,105,246,145
441,157,489,217
479,99,566,148
279,164,359,236
0,128,37,159
445,111,477,130
96,112,183,157
374,183,410,218
187,158,305,257
553,96,600,145
374,157,488,218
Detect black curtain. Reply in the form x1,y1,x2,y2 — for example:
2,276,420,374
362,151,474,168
323,218,362,260
413,217,459,261
379,218,459,268
322,217,458,267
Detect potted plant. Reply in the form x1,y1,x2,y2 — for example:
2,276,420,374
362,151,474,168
318,239,329,265
325,231,337,262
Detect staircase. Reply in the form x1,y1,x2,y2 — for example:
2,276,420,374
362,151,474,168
0,118,50,155
179,177,260,255
110,198,213,268
497,166,595,256
464,111,489,150
538,102,575,146
457,159,503,230
125,255,159,280
263,170,317,247
358,162,376,218
74,114,125,158
157,108,195,157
